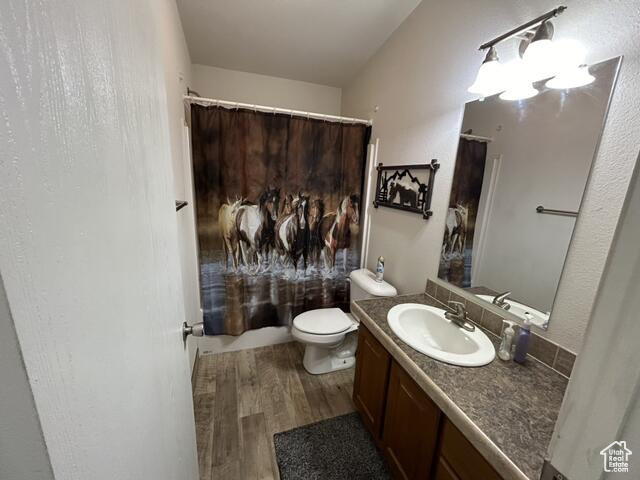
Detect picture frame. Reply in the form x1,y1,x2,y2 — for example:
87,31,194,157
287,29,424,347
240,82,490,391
373,159,440,219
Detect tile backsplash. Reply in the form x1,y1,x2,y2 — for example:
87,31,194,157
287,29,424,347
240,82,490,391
426,279,577,378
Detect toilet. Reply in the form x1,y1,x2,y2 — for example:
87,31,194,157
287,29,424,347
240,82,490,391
292,268,397,374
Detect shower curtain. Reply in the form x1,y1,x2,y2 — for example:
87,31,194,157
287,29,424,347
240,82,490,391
439,138,487,287
190,105,371,335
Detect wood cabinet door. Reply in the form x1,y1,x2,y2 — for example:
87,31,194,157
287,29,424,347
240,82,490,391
353,324,391,441
436,419,502,480
433,457,461,480
382,361,441,480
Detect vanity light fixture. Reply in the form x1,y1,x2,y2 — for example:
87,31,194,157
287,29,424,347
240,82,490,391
468,6,596,101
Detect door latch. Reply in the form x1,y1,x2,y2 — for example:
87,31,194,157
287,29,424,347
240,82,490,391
182,321,205,340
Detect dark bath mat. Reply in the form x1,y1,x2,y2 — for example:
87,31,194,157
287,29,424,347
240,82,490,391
273,412,391,480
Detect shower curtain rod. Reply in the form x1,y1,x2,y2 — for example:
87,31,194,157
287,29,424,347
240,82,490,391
183,95,372,126
460,133,493,142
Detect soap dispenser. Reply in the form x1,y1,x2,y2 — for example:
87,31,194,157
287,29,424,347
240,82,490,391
498,321,515,361
513,313,533,364
375,256,385,282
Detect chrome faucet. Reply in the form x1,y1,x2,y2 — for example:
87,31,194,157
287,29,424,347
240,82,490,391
445,301,475,332
492,291,511,311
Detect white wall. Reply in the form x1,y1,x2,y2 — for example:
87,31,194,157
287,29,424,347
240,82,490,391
462,59,617,312
0,276,54,480
0,0,199,478
157,0,200,371
341,0,640,353
188,64,344,353
191,64,342,115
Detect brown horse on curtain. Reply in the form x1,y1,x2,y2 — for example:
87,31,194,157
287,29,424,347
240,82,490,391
308,198,325,266
275,193,310,271
320,195,360,270
280,193,294,217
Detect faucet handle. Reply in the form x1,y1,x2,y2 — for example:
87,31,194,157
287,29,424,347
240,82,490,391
445,301,474,331
493,291,511,304
448,300,466,313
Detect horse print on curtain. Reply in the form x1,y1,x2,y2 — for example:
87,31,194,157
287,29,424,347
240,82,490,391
191,105,371,335
439,138,487,287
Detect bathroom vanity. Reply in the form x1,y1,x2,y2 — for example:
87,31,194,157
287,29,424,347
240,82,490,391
351,293,568,480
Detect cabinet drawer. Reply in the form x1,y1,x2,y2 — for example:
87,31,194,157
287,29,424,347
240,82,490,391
438,418,502,480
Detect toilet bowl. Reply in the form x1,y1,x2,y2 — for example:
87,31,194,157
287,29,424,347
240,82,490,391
292,268,397,374
292,308,359,374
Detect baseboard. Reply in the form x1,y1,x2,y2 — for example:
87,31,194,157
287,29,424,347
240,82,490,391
197,325,293,355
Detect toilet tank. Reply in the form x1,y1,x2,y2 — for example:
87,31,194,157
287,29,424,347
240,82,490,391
349,268,397,301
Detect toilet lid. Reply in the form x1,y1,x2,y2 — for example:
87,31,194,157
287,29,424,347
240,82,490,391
293,308,352,335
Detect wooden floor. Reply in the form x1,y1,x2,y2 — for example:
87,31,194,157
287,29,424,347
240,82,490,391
193,342,356,480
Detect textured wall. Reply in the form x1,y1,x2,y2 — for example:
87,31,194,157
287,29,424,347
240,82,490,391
0,0,199,478
192,64,342,115
342,0,640,353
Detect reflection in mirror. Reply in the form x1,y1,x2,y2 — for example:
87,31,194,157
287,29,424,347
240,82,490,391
439,57,621,330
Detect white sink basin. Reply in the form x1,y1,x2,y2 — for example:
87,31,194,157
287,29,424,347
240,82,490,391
387,303,495,367
475,295,549,329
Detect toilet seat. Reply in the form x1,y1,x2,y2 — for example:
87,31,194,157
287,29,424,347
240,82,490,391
293,308,352,335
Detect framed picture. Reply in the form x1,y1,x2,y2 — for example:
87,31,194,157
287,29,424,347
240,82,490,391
373,159,440,219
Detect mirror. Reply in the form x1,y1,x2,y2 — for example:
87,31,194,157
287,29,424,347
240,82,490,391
439,56,621,330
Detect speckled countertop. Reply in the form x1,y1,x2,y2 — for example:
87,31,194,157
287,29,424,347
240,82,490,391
352,293,568,480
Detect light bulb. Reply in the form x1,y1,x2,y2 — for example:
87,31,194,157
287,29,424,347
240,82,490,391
499,59,538,101
468,61,505,96
522,20,560,81
499,84,539,101
468,47,506,97
546,65,595,89
554,39,587,68
523,39,559,81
